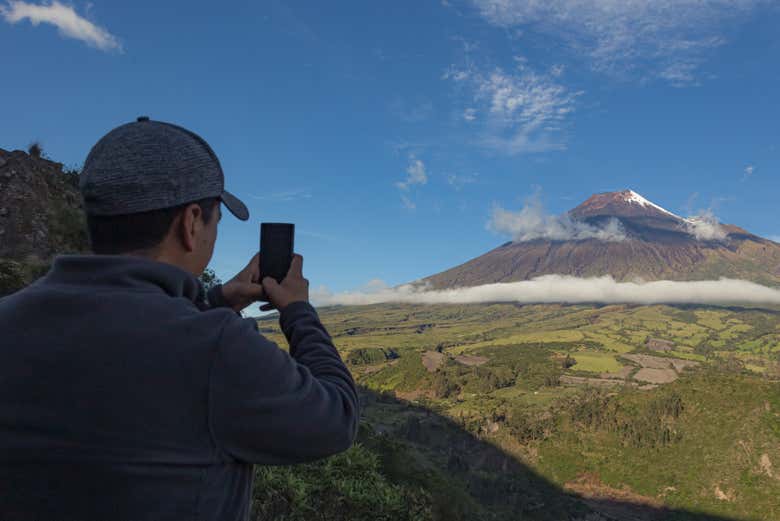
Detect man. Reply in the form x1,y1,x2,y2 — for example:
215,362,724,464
0,117,359,520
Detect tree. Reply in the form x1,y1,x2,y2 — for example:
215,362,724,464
199,267,221,292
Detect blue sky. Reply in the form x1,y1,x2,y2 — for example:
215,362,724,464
2,0,779,309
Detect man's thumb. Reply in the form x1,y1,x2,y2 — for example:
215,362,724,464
261,276,280,296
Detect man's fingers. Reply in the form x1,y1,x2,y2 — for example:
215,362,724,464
245,283,267,301
262,276,280,298
289,253,303,277
260,277,279,311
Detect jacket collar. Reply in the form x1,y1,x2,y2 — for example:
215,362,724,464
39,254,209,309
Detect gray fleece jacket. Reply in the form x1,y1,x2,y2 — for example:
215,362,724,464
0,254,359,521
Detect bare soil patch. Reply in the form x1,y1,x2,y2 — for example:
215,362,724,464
622,354,673,369
421,350,445,372
633,368,678,384
668,358,700,372
454,354,488,366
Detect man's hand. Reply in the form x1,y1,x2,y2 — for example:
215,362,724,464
220,252,268,312
260,253,309,312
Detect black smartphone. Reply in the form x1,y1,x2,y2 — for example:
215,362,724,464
259,223,295,284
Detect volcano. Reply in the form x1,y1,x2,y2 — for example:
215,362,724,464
418,190,780,289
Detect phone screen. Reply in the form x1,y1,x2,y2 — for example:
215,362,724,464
259,223,295,284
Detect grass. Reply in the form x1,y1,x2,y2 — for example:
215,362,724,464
569,351,622,373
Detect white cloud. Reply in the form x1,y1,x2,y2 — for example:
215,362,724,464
447,172,479,191
1,0,122,52
469,0,763,85
487,191,627,242
743,164,755,180
683,209,728,241
396,156,428,191
445,60,581,154
311,275,780,308
769,235,780,243
400,193,416,210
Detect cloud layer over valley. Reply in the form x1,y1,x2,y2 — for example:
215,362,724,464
311,275,780,308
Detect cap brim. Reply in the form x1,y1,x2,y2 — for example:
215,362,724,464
220,190,249,221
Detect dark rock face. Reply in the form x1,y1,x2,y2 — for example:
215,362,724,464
0,148,89,296
0,148,88,262
419,189,780,289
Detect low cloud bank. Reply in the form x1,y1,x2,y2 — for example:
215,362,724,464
311,275,780,308
487,193,626,242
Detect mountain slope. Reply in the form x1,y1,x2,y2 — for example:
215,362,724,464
420,190,780,289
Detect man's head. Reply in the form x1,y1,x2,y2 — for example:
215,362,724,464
86,196,222,276
80,116,248,276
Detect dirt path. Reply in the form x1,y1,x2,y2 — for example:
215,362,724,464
454,354,489,366
560,375,632,388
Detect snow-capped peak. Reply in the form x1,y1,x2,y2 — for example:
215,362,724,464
623,189,681,220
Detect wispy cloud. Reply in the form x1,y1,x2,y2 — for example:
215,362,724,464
249,189,313,202
396,155,428,191
447,172,479,191
683,210,727,241
679,192,729,241
311,275,780,308
444,58,582,154
390,98,434,123
400,193,416,210
743,164,755,181
487,190,627,242
393,153,426,209
469,0,764,85
0,0,122,52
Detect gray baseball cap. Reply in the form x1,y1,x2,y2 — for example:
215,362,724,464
80,116,249,221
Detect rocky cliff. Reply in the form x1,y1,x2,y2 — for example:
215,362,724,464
0,147,89,295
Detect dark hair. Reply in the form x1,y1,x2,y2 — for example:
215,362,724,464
86,197,219,254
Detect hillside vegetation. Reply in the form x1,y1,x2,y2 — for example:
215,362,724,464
257,302,780,520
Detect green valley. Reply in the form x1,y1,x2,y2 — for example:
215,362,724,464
255,302,780,520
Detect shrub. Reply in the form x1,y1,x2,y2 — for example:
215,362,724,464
0,259,27,296
199,267,222,292
347,348,387,366
28,141,43,158
561,388,684,448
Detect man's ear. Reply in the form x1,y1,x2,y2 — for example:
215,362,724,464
177,204,202,253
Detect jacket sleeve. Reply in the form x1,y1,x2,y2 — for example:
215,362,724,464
204,284,241,315
207,301,359,465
